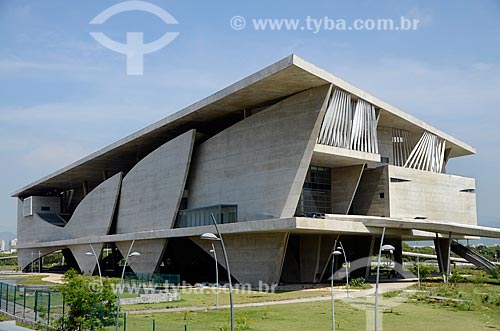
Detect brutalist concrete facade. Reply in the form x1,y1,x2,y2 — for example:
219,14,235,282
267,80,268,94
12,55,500,286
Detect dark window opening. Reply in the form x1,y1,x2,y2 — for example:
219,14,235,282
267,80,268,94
296,165,332,215
379,192,385,199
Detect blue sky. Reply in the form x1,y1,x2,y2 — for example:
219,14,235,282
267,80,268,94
1,0,499,242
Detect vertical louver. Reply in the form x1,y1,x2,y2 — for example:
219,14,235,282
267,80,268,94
318,88,378,154
404,131,446,172
392,128,413,166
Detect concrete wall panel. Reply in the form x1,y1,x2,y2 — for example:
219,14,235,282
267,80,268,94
351,167,390,217
191,233,288,286
65,173,122,237
331,165,365,214
69,243,104,275
187,85,332,221
116,130,196,233
116,239,168,275
389,166,477,224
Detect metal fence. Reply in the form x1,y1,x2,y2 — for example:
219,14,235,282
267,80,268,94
110,314,225,331
0,281,64,325
123,272,181,287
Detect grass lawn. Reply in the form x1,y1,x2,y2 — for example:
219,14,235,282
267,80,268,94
114,297,500,331
114,282,500,330
122,286,341,311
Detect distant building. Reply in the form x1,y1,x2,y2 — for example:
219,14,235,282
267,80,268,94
0,240,5,252
9,238,17,254
12,55,500,285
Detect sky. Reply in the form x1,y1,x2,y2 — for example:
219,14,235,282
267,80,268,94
1,0,499,243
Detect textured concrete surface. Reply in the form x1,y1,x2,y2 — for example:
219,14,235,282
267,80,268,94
389,166,477,225
69,243,104,275
187,85,331,221
312,144,380,168
17,173,122,246
116,239,167,275
331,165,365,214
351,167,390,217
191,232,288,286
117,130,195,233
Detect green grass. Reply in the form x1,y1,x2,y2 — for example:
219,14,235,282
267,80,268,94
115,283,500,330
16,275,54,286
122,286,340,311
112,296,500,331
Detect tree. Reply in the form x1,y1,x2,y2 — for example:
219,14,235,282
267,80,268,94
52,269,117,331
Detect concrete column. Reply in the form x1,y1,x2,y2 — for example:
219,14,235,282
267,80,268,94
433,236,451,280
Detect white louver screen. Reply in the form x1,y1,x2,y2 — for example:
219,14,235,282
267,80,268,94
318,88,378,153
392,128,413,166
404,131,446,173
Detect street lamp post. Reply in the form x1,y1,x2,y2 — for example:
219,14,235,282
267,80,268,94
330,240,342,331
374,226,394,331
86,243,103,285
115,240,141,331
337,242,349,297
200,213,234,331
209,243,219,309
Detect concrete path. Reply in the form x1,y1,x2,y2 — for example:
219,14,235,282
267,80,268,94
0,321,32,331
126,282,415,315
41,274,63,284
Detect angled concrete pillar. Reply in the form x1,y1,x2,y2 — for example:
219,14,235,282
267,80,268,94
434,236,451,279
116,239,168,275
191,233,289,287
69,243,104,275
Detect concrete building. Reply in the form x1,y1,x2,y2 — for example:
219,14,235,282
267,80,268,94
0,240,5,253
12,55,500,285
9,239,17,254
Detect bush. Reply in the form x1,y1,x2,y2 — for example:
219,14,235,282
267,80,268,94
349,277,366,288
50,269,117,331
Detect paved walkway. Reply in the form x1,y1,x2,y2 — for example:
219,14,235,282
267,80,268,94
0,321,32,331
127,282,415,315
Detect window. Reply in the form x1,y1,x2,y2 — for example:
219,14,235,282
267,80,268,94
381,156,390,164
390,177,411,183
296,166,332,215
41,206,51,212
379,192,385,199
460,189,475,193
23,197,33,217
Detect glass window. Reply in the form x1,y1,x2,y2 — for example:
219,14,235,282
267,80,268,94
296,166,332,215
23,197,33,217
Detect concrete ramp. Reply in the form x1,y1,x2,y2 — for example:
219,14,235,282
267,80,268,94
450,240,498,273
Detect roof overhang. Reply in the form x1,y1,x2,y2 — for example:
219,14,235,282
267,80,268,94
12,54,476,198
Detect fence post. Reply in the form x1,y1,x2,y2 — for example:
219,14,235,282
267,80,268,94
5,284,8,312
13,286,16,315
34,290,38,322
152,319,155,331
47,291,51,324
123,312,127,331
23,287,26,318
0,282,3,310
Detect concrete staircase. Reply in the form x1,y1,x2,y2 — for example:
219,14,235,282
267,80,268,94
450,240,498,273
